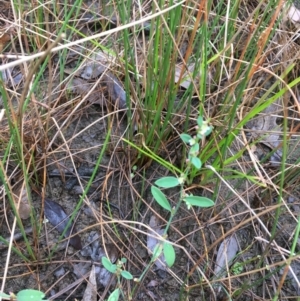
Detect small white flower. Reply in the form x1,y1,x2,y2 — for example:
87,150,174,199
185,200,192,210
178,176,185,185
189,138,196,146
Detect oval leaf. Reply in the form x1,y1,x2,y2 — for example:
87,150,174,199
102,257,117,273
197,116,203,127
184,196,214,208
121,270,133,280
151,186,171,212
107,288,120,301
16,290,45,301
83,265,97,301
214,235,239,277
163,242,175,267
191,157,202,169
190,143,199,153
180,133,192,143
155,177,179,188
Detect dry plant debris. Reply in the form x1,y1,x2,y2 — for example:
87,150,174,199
67,51,127,109
44,199,82,250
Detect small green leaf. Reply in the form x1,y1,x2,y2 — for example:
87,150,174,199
16,290,46,301
180,133,192,143
155,177,179,188
151,186,171,212
232,262,244,275
121,270,133,280
102,257,117,273
184,196,214,208
190,143,199,154
0,292,11,300
151,243,163,262
107,288,120,301
197,116,203,127
120,257,127,264
204,126,213,136
191,157,202,169
163,242,175,267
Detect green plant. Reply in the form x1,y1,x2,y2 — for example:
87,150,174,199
102,257,133,281
149,116,214,264
103,116,214,301
0,289,48,301
101,257,133,301
231,261,244,275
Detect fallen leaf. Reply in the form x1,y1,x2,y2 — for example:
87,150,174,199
80,60,106,80
147,280,159,287
175,63,198,89
287,3,300,24
67,50,127,109
246,98,282,161
103,72,127,109
213,234,239,296
0,32,11,53
12,183,31,220
67,77,104,105
79,231,119,287
147,215,167,271
95,265,115,288
214,235,239,277
44,198,82,250
83,265,97,301
0,67,23,87
73,262,91,279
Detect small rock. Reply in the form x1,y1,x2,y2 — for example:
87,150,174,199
288,196,296,203
54,267,65,278
73,262,91,279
